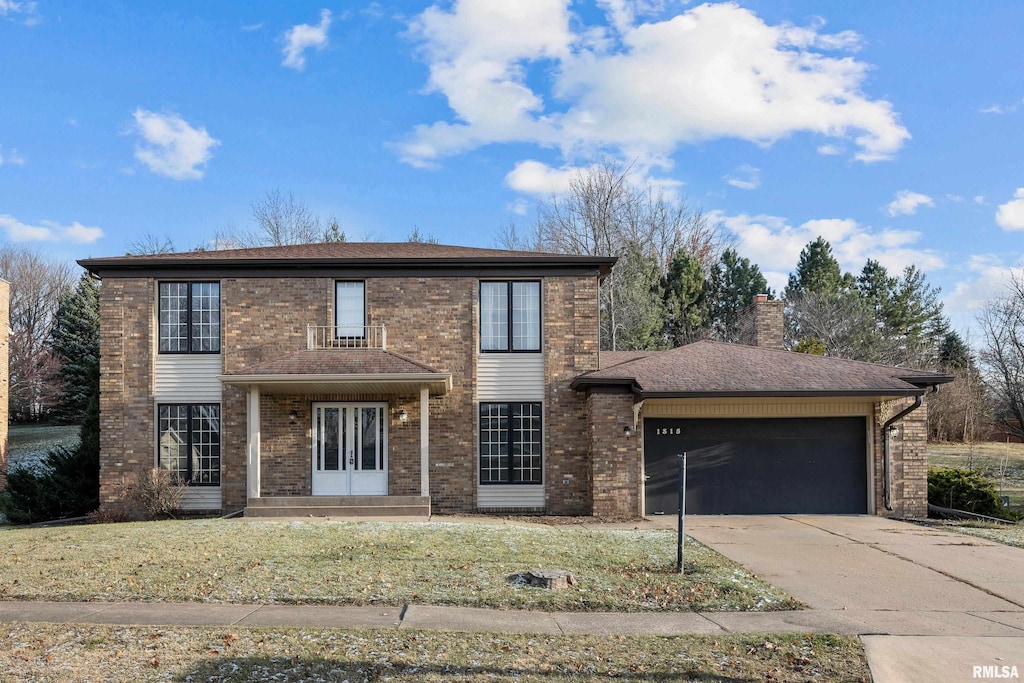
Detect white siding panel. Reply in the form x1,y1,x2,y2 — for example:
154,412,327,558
477,354,544,400
180,486,221,510
154,355,222,402
477,485,545,508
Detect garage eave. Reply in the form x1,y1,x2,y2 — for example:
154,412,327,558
636,388,927,399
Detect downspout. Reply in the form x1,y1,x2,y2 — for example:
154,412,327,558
882,394,923,511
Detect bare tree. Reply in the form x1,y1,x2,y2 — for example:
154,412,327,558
126,232,176,255
214,190,336,248
515,159,726,350
979,274,1024,441
0,246,75,421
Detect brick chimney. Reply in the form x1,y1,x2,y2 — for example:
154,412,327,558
738,294,784,350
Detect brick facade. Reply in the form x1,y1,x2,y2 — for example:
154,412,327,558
587,389,642,517
873,396,929,518
737,295,785,350
97,270,604,517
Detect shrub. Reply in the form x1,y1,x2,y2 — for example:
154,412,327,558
928,467,1011,520
0,444,99,524
124,469,187,519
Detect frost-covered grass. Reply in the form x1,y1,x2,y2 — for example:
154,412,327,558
0,519,801,612
0,624,870,683
936,521,1024,549
7,424,79,471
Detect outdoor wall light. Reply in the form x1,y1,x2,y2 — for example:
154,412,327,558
623,425,633,438
398,409,409,424
288,410,298,422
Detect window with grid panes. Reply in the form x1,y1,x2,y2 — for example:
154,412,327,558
157,404,221,485
158,282,220,353
479,281,540,351
479,402,542,484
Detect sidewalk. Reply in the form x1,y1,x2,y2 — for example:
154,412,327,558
2,600,1023,637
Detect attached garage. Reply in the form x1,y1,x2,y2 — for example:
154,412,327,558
573,334,953,518
643,417,868,515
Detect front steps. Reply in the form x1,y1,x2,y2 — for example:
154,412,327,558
244,495,430,518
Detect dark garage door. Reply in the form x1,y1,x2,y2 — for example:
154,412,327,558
644,417,868,515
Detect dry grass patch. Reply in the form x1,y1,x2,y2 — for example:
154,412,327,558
0,623,870,682
932,521,1024,549
0,519,799,612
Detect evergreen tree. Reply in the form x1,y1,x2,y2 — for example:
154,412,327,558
939,331,973,369
783,237,845,299
661,249,709,347
857,259,897,321
708,248,771,341
49,272,100,423
611,243,666,350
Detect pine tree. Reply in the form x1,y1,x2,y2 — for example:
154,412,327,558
783,237,845,299
49,273,100,423
708,248,771,341
661,249,709,347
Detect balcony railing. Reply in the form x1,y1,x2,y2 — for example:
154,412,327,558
307,325,387,350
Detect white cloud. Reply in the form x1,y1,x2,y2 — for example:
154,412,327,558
816,144,842,155
0,214,103,243
505,160,584,195
242,22,263,31
886,189,934,217
507,198,529,216
401,1,909,172
944,254,1024,332
717,211,944,292
0,145,26,166
725,164,760,190
974,195,986,205
996,188,1024,231
0,0,40,25
131,109,220,180
282,9,332,71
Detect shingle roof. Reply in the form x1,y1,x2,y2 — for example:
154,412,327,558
574,340,953,397
228,349,443,376
599,351,658,369
79,241,616,273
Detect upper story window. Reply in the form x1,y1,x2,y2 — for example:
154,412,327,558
335,281,366,338
480,281,541,352
158,282,220,354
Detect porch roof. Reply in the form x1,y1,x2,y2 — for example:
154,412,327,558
219,349,452,396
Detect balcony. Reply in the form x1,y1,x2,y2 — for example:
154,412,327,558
307,325,387,350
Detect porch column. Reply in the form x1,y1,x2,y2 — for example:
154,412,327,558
247,385,261,499
420,386,429,497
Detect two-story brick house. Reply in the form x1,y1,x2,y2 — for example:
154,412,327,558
80,242,951,519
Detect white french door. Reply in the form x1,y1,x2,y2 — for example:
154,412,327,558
311,402,388,495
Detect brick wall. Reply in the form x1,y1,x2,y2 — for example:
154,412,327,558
544,277,600,514
100,270,603,516
98,278,155,517
873,396,929,518
587,389,642,517
0,280,8,491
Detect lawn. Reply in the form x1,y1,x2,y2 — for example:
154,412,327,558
6,424,79,471
0,623,870,682
928,441,1024,513
0,519,800,612
930,522,1024,549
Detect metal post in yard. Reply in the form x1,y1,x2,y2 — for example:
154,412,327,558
676,452,687,574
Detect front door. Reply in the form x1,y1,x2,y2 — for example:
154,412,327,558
312,402,388,495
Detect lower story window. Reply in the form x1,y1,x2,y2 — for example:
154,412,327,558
479,402,542,484
157,403,221,485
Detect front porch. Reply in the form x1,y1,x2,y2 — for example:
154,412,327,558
219,330,452,516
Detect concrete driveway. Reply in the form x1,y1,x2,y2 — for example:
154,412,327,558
685,515,1024,682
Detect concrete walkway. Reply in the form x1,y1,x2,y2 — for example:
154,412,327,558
685,515,1024,683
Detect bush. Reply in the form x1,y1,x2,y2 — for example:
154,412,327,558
0,444,99,524
124,469,187,519
928,467,1011,520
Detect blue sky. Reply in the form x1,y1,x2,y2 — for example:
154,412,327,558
1,0,1022,334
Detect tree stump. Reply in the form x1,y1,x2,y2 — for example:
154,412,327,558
527,568,577,590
